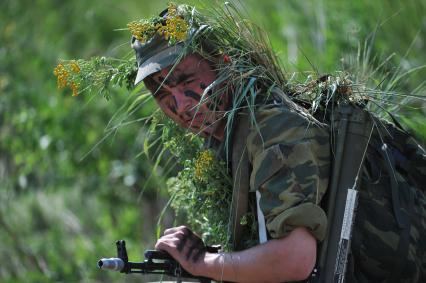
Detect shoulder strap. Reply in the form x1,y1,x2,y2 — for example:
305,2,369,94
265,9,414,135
229,110,251,251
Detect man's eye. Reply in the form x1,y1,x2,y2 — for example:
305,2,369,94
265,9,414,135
184,79,195,85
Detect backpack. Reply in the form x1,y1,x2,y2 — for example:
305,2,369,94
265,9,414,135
313,104,426,282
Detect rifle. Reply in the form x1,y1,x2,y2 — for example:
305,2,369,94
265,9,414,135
97,240,216,283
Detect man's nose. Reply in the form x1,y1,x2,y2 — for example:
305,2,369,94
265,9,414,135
172,89,193,116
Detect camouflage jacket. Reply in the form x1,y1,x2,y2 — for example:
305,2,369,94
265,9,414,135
229,91,426,282
245,100,330,242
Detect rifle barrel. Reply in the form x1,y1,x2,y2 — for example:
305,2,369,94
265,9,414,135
97,258,125,271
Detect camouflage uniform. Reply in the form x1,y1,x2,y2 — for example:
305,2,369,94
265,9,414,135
245,100,330,242
232,91,426,282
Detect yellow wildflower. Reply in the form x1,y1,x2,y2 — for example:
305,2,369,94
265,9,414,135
157,16,188,42
53,63,69,89
70,61,80,73
194,150,215,182
128,3,188,45
127,21,156,43
53,62,81,95
156,3,188,43
70,82,80,96
167,2,178,15
53,63,63,76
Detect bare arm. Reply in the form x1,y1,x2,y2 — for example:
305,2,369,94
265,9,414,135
155,226,316,283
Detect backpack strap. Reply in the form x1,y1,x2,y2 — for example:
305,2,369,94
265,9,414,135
379,142,414,283
389,184,414,283
380,143,407,229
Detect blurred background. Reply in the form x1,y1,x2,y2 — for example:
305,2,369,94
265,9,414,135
1,0,425,282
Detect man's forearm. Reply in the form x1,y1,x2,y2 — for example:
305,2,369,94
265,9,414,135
199,227,317,283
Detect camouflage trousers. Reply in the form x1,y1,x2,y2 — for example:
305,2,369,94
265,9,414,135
346,164,426,282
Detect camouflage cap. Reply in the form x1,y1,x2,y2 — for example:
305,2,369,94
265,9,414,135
131,33,184,85
130,5,194,85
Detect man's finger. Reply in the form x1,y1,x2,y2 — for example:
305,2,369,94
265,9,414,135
155,237,177,251
163,225,188,235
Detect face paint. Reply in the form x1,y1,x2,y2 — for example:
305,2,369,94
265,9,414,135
199,82,207,90
185,234,206,263
175,228,206,263
187,242,206,262
169,97,178,115
170,107,177,115
191,247,205,262
184,90,201,101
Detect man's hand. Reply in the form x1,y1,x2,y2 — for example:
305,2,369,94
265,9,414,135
155,226,207,276
155,226,316,282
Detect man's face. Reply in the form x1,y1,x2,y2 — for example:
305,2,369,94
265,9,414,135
146,54,228,140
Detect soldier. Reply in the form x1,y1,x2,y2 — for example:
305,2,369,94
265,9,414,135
131,3,426,283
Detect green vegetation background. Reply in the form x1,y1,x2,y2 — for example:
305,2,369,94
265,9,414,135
1,0,424,282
